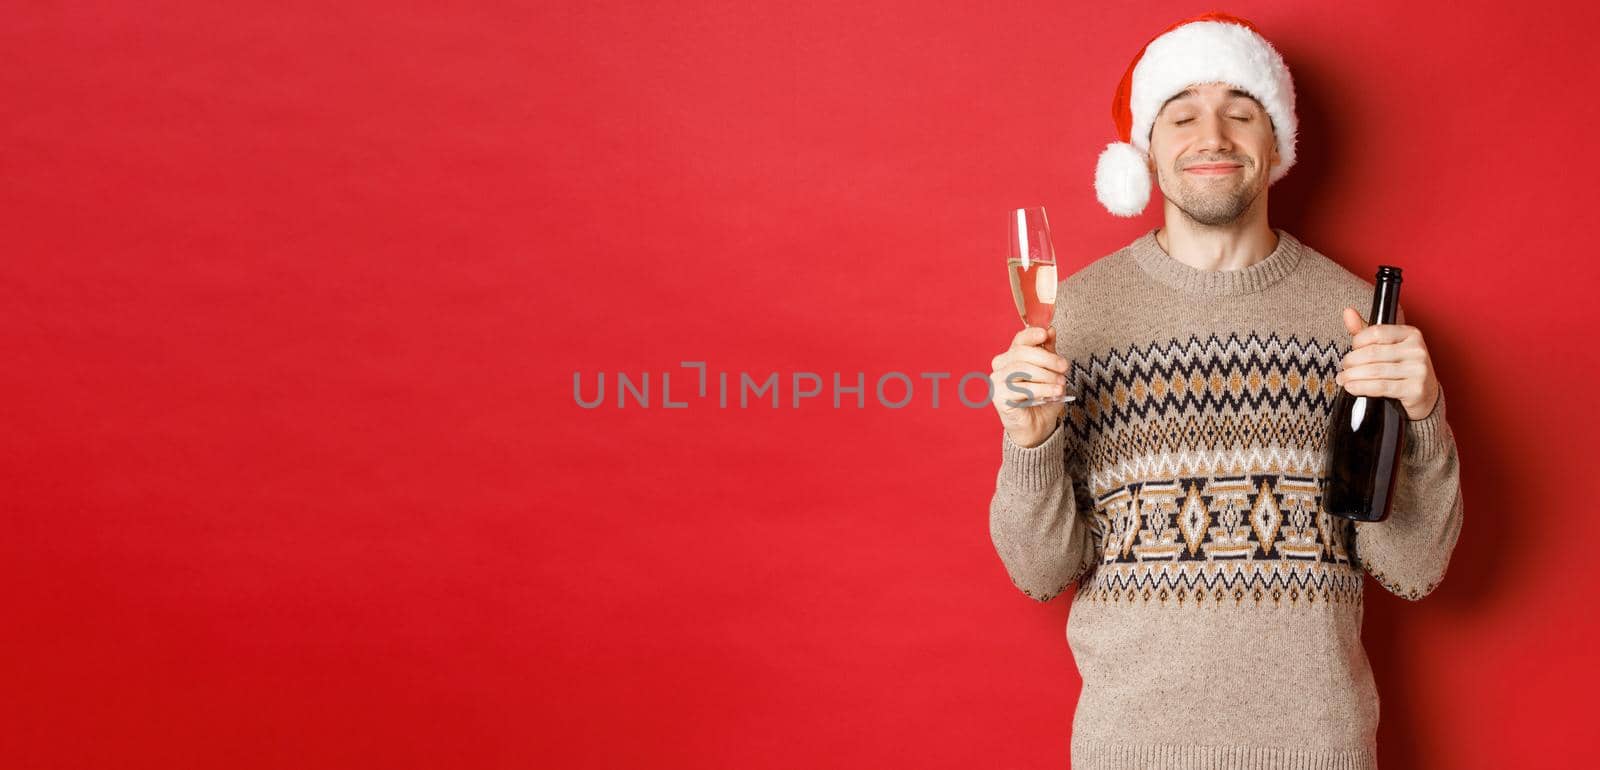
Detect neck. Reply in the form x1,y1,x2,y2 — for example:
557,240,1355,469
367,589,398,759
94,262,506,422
1154,201,1278,271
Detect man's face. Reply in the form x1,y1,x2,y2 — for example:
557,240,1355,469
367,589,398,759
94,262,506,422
1147,81,1280,226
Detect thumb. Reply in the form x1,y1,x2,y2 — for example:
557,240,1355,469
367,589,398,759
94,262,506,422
1341,306,1367,336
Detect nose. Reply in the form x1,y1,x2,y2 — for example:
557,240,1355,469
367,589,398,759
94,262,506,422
1194,112,1234,154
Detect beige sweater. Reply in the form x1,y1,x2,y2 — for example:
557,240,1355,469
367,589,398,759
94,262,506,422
989,227,1464,769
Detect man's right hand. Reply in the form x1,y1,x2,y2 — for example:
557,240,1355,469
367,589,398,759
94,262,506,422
989,326,1070,448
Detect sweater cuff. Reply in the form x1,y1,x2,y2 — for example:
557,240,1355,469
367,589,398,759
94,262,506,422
1404,389,1451,462
1000,422,1067,490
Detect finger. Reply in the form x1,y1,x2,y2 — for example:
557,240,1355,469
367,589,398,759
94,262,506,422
1011,326,1049,348
1351,323,1416,350
1000,362,1067,385
1335,362,1413,384
1339,377,1404,399
1340,341,1418,369
1004,345,1069,373
1341,307,1367,336
996,380,1066,407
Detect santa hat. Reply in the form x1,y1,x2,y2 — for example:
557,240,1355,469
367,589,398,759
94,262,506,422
1093,11,1298,217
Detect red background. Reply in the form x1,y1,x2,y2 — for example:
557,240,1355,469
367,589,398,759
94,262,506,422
5,1,1598,767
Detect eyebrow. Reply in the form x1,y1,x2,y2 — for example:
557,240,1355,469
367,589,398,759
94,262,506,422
1160,87,1261,113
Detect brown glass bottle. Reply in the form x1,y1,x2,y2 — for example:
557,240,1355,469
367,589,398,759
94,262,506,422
1321,265,1408,522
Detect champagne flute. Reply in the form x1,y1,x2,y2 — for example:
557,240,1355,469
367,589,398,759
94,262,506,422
1005,206,1074,405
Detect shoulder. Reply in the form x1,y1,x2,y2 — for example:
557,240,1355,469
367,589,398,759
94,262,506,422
1060,234,1144,298
1278,232,1428,326
1051,235,1146,363
1281,232,1376,307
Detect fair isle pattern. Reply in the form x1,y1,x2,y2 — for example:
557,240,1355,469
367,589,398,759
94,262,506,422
1064,332,1364,606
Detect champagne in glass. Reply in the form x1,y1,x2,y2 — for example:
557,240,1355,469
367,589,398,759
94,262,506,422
1005,206,1072,405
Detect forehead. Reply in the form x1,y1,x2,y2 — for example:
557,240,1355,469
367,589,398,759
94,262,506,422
1160,85,1263,111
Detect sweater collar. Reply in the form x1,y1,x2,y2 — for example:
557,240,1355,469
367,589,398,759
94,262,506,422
1129,227,1304,297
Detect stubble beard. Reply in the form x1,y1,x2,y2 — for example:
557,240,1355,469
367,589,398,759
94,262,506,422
1162,163,1263,227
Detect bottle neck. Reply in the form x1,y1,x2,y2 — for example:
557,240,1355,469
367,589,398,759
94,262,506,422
1370,277,1402,325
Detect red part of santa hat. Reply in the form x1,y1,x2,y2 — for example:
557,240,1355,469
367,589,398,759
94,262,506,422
1093,11,1298,217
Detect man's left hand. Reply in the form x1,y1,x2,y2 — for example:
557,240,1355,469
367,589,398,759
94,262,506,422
1334,306,1441,421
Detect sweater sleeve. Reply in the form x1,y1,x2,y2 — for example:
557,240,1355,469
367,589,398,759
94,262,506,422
1350,388,1465,601
989,420,1099,602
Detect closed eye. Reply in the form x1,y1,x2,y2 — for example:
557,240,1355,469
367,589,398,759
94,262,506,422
1175,116,1253,125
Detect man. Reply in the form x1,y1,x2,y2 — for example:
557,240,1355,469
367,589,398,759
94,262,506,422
986,12,1464,769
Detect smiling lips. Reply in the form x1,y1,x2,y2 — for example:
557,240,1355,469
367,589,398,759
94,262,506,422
1185,163,1243,175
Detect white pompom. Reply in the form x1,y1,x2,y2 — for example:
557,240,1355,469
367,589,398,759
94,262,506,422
1094,142,1151,217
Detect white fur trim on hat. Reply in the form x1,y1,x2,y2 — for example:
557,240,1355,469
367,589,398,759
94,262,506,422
1129,20,1297,184
1094,142,1151,217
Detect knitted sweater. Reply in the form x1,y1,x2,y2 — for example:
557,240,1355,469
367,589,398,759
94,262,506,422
989,227,1464,769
